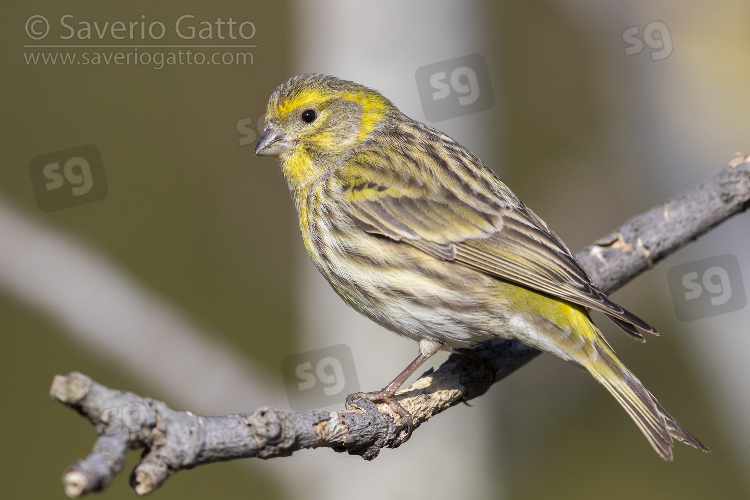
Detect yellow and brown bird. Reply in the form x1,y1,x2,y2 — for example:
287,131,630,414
255,73,708,460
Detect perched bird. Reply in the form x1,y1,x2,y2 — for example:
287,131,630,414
255,73,708,460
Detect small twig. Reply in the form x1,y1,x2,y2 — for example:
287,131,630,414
52,159,750,497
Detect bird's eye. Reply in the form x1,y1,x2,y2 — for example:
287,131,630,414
301,109,317,123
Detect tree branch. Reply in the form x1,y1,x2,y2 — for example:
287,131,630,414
52,157,750,497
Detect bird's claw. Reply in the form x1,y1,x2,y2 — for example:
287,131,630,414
346,390,415,441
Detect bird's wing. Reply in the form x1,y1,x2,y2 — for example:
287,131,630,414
339,156,656,339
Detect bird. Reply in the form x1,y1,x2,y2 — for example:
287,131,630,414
254,73,708,460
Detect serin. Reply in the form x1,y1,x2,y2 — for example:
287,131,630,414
255,73,708,460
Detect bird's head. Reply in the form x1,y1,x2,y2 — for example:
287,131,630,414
255,74,394,190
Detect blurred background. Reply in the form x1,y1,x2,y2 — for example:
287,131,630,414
2,1,749,498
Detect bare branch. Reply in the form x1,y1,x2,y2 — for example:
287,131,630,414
580,155,750,293
52,158,750,496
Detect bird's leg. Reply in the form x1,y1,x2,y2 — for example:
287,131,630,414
346,339,441,440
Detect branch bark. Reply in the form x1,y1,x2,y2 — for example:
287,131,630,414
52,157,750,497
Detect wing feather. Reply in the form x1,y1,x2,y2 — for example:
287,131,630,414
338,125,656,338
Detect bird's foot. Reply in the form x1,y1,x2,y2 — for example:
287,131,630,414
346,389,414,440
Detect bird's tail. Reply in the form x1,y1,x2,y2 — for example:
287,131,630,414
581,326,709,461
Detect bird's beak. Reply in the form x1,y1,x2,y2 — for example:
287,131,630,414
255,127,292,157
